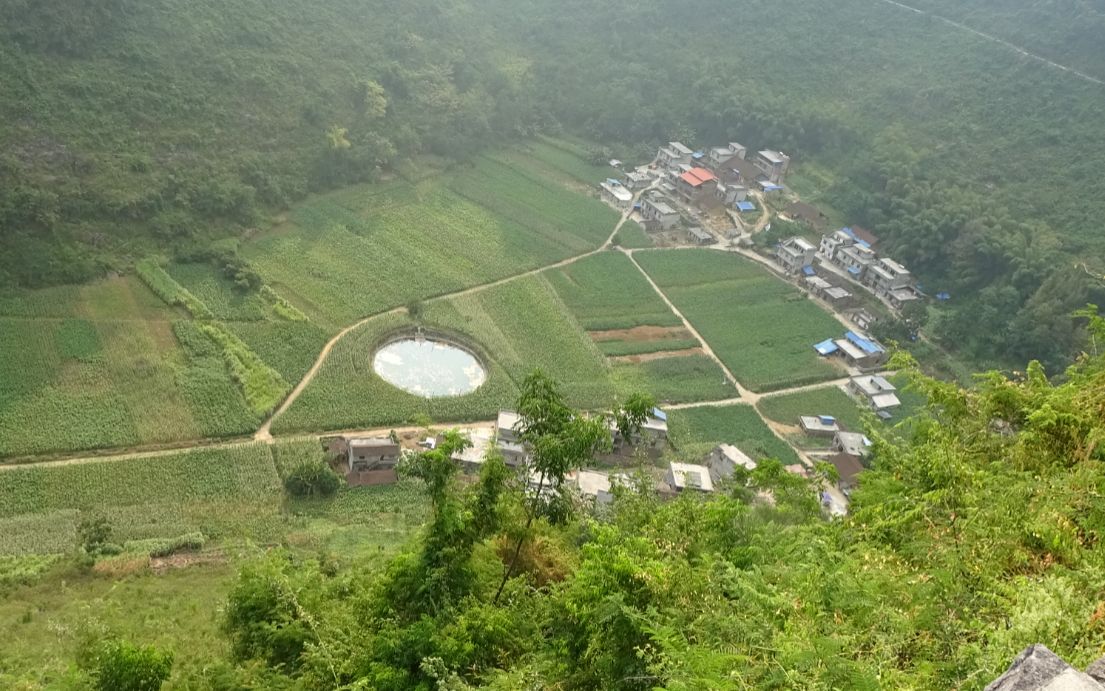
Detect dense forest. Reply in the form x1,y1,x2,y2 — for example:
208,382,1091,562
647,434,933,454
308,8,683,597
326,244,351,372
3,1,1104,371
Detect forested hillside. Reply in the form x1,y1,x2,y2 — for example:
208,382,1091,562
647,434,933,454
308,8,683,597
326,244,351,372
2,0,1104,365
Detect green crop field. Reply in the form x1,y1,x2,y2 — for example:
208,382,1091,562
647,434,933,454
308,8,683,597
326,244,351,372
245,153,619,326
596,338,700,357
0,281,259,458
166,262,269,321
636,250,842,392
668,404,799,466
615,220,653,249
274,275,616,433
545,251,680,330
0,444,282,555
611,355,736,405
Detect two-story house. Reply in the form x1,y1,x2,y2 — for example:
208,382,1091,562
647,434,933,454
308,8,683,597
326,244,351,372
657,141,693,169
775,236,817,274
754,149,790,184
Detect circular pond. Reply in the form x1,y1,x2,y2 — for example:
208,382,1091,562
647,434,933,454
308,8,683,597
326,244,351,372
372,338,487,398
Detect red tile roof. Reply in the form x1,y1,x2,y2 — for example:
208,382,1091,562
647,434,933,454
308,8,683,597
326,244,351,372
679,167,717,188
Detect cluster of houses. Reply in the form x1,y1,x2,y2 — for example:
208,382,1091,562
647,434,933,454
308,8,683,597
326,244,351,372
813,328,889,371
616,139,791,241
775,225,923,312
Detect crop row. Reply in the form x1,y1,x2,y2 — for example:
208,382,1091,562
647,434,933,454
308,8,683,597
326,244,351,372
544,252,681,330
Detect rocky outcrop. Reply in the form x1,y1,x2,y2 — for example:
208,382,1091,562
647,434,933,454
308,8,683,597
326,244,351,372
987,645,1105,691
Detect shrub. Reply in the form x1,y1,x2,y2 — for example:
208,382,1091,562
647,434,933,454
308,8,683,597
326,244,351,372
283,461,342,498
90,639,173,691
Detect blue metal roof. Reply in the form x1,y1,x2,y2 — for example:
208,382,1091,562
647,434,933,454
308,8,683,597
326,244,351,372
936,291,951,301
818,415,837,425
841,226,856,238
845,331,885,354
736,200,756,211
813,339,838,356
847,266,861,275
802,265,816,276
651,407,668,421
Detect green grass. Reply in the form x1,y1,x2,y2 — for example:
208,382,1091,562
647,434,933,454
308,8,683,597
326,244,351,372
245,153,619,326
611,355,736,405
668,404,798,465
545,251,680,330
636,249,843,392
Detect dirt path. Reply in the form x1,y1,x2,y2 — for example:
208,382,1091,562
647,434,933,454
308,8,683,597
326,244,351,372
877,0,1105,87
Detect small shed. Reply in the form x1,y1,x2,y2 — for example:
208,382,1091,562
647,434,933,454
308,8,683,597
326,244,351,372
707,444,756,484
347,438,401,473
687,227,714,245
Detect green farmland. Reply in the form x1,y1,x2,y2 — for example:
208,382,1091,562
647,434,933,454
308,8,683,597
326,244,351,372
635,249,843,392
245,154,620,327
668,404,799,465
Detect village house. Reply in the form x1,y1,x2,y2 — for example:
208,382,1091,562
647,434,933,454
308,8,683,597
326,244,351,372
799,415,841,437
776,236,817,274
827,453,864,493
754,149,790,184
718,155,764,186
832,431,872,461
805,275,854,307
624,170,652,190
784,201,828,230
496,409,529,467
675,167,718,202
687,227,714,245
451,428,494,473
639,195,681,230
575,470,615,505
713,182,748,205
833,330,889,370
849,308,878,332
706,444,756,484
887,286,923,310
611,407,669,452
706,142,747,169
864,257,913,295
848,375,901,418
346,437,402,486
666,461,715,493
657,141,694,168
835,243,877,280
599,179,633,210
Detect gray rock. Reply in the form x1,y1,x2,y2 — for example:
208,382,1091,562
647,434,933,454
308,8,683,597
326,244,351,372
986,645,1104,691
1086,656,1105,684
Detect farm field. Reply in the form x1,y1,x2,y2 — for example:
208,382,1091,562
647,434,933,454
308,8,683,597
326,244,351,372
757,386,868,434
667,404,799,466
273,275,616,434
0,277,259,458
611,355,736,405
499,137,620,186
545,251,681,331
244,153,620,326
635,249,843,392
0,439,430,689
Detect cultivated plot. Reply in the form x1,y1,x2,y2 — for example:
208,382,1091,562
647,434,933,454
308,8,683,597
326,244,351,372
635,249,842,392
667,403,799,465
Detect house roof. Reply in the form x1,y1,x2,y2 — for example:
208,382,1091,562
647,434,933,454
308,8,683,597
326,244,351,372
758,149,787,164
845,331,885,355
850,225,879,247
668,141,693,155
870,392,902,409
852,375,896,394
806,276,832,289
600,181,633,202
824,287,852,300
736,200,756,212
687,227,713,242
497,410,522,433
834,338,868,360
576,470,612,497
802,265,816,276
828,453,864,483
644,198,677,216
679,167,717,187
669,462,715,491
835,431,872,457
800,415,840,432
813,339,838,355
723,156,764,182
711,444,756,472
651,407,668,422
349,438,400,452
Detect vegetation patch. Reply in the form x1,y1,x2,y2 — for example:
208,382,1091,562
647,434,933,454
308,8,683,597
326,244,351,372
757,385,867,434
668,403,799,465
